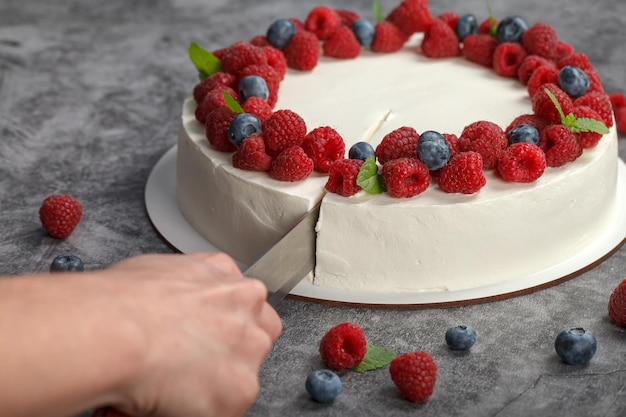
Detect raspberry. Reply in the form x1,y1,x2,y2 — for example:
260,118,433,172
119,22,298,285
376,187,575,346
301,126,346,173
39,195,82,239
438,151,486,194
238,64,280,107
389,351,437,404
262,109,307,156
517,55,556,85
221,41,268,77
478,17,498,35
283,30,320,71
437,12,459,31
526,66,559,97
521,23,558,59
262,46,288,80
382,158,431,198
609,92,626,108
539,124,582,167
553,41,575,61
192,72,236,103
325,158,364,197
531,83,574,125
421,19,460,58
305,6,342,41
616,107,626,134
195,86,238,125
371,21,408,53
269,146,313,182
323,26,361,59
492,42,528,78
386,0,433,36
205,107,237,153
232,133,272,171
335,9,361,27
319,322,367,371
609,279,626,328
505,114,550,134
462,34,498,67
574,92,614,128
557,52,595,73
497,142,546,182
375,126,420,165
249,35,270,48
571,106,604,148
242,97,273,122
458,121,507,170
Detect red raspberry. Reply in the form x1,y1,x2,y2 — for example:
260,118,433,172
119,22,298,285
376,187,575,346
438,151,486,194
517,55,556,85
389,351,437,403
505,114,550,134
289,18,306,33
478,17,498,35
557,52,595,73
195,86,239,125
458,121,507,170
371,21,408,53
325,158,364,197
462,34,498,67
609,279,626,328
232,133,272,171
610,93,626,134
221,41,268,77
319,322,367,371
539,124,582,167
249,35,270,48
553,41,575,61
269,146,313,182
526,66,560,98
437,12,459,31
586,70,606,94
574,92,614,128
301,126,346,173
492,42,528,78
242,97,273,122
205,107,237,153
375,126,420,165
212,47,228,61
238,64,280,108
305,6,342,41
497,142,546,183
609,92,626,108
283,30,320,71
531,83,574,125
521,23,558,59
262,46,288,80
443,133,459,156
323,26,361,59
571,105,604,149
39,195,82,239
262,109,307,156
335,9,361,27
421,19,460,58
382,157,431,198
386,0,433,36
192,72,236,103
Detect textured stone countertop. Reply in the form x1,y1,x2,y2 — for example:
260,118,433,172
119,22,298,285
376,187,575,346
1,0,626,416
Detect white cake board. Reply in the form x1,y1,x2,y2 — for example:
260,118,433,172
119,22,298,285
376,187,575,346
145,145,626,308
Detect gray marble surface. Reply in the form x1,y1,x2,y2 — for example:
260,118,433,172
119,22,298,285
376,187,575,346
1,0,626,416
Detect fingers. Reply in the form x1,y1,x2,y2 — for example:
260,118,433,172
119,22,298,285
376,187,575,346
188,252,243,276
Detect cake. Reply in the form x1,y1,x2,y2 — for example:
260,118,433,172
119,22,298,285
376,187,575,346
176,2,621,294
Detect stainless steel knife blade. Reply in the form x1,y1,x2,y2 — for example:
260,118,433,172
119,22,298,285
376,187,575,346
244,203,320,306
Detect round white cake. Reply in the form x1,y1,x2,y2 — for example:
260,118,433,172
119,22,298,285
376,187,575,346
177,27,620,293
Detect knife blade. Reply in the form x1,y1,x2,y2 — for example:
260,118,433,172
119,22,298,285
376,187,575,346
244,202,320,306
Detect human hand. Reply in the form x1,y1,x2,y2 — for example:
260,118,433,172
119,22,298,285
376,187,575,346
93,252,282,417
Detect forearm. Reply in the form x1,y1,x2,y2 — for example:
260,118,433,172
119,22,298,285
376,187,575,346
0,272,144,417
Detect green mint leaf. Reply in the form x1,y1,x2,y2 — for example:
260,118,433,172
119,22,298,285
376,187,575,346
563,113,577,128
373,0,385,23
223,91,244,114
571,118,610,134
353,343,396,373
356,156,385,194
544,87,567,124
487,4,497,38
188,42,222,81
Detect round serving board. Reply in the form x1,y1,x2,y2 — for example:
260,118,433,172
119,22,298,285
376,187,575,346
145,145,626,309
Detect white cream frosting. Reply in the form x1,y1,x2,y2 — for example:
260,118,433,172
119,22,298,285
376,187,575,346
177,34,620,292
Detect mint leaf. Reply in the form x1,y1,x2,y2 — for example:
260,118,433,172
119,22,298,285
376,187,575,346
356,156,385,194
188,42,222,81
571,118,610,134
487,4,497,38
223,91,244,114
373,0,385,23
544,87,567,124
353,343,396,373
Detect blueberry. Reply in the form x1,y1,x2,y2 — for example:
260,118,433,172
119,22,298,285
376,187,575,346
558,66,590,98
507,124,540,146
50,254,84,273
495,16,529,44
238,75,269,103
351,18,375,47
554,327,597,365
266,19,296,49
455,14,478,41
305,369,341,403
348,141,375,160
227,113,262,147
417,130,451,170
445,325,477,351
